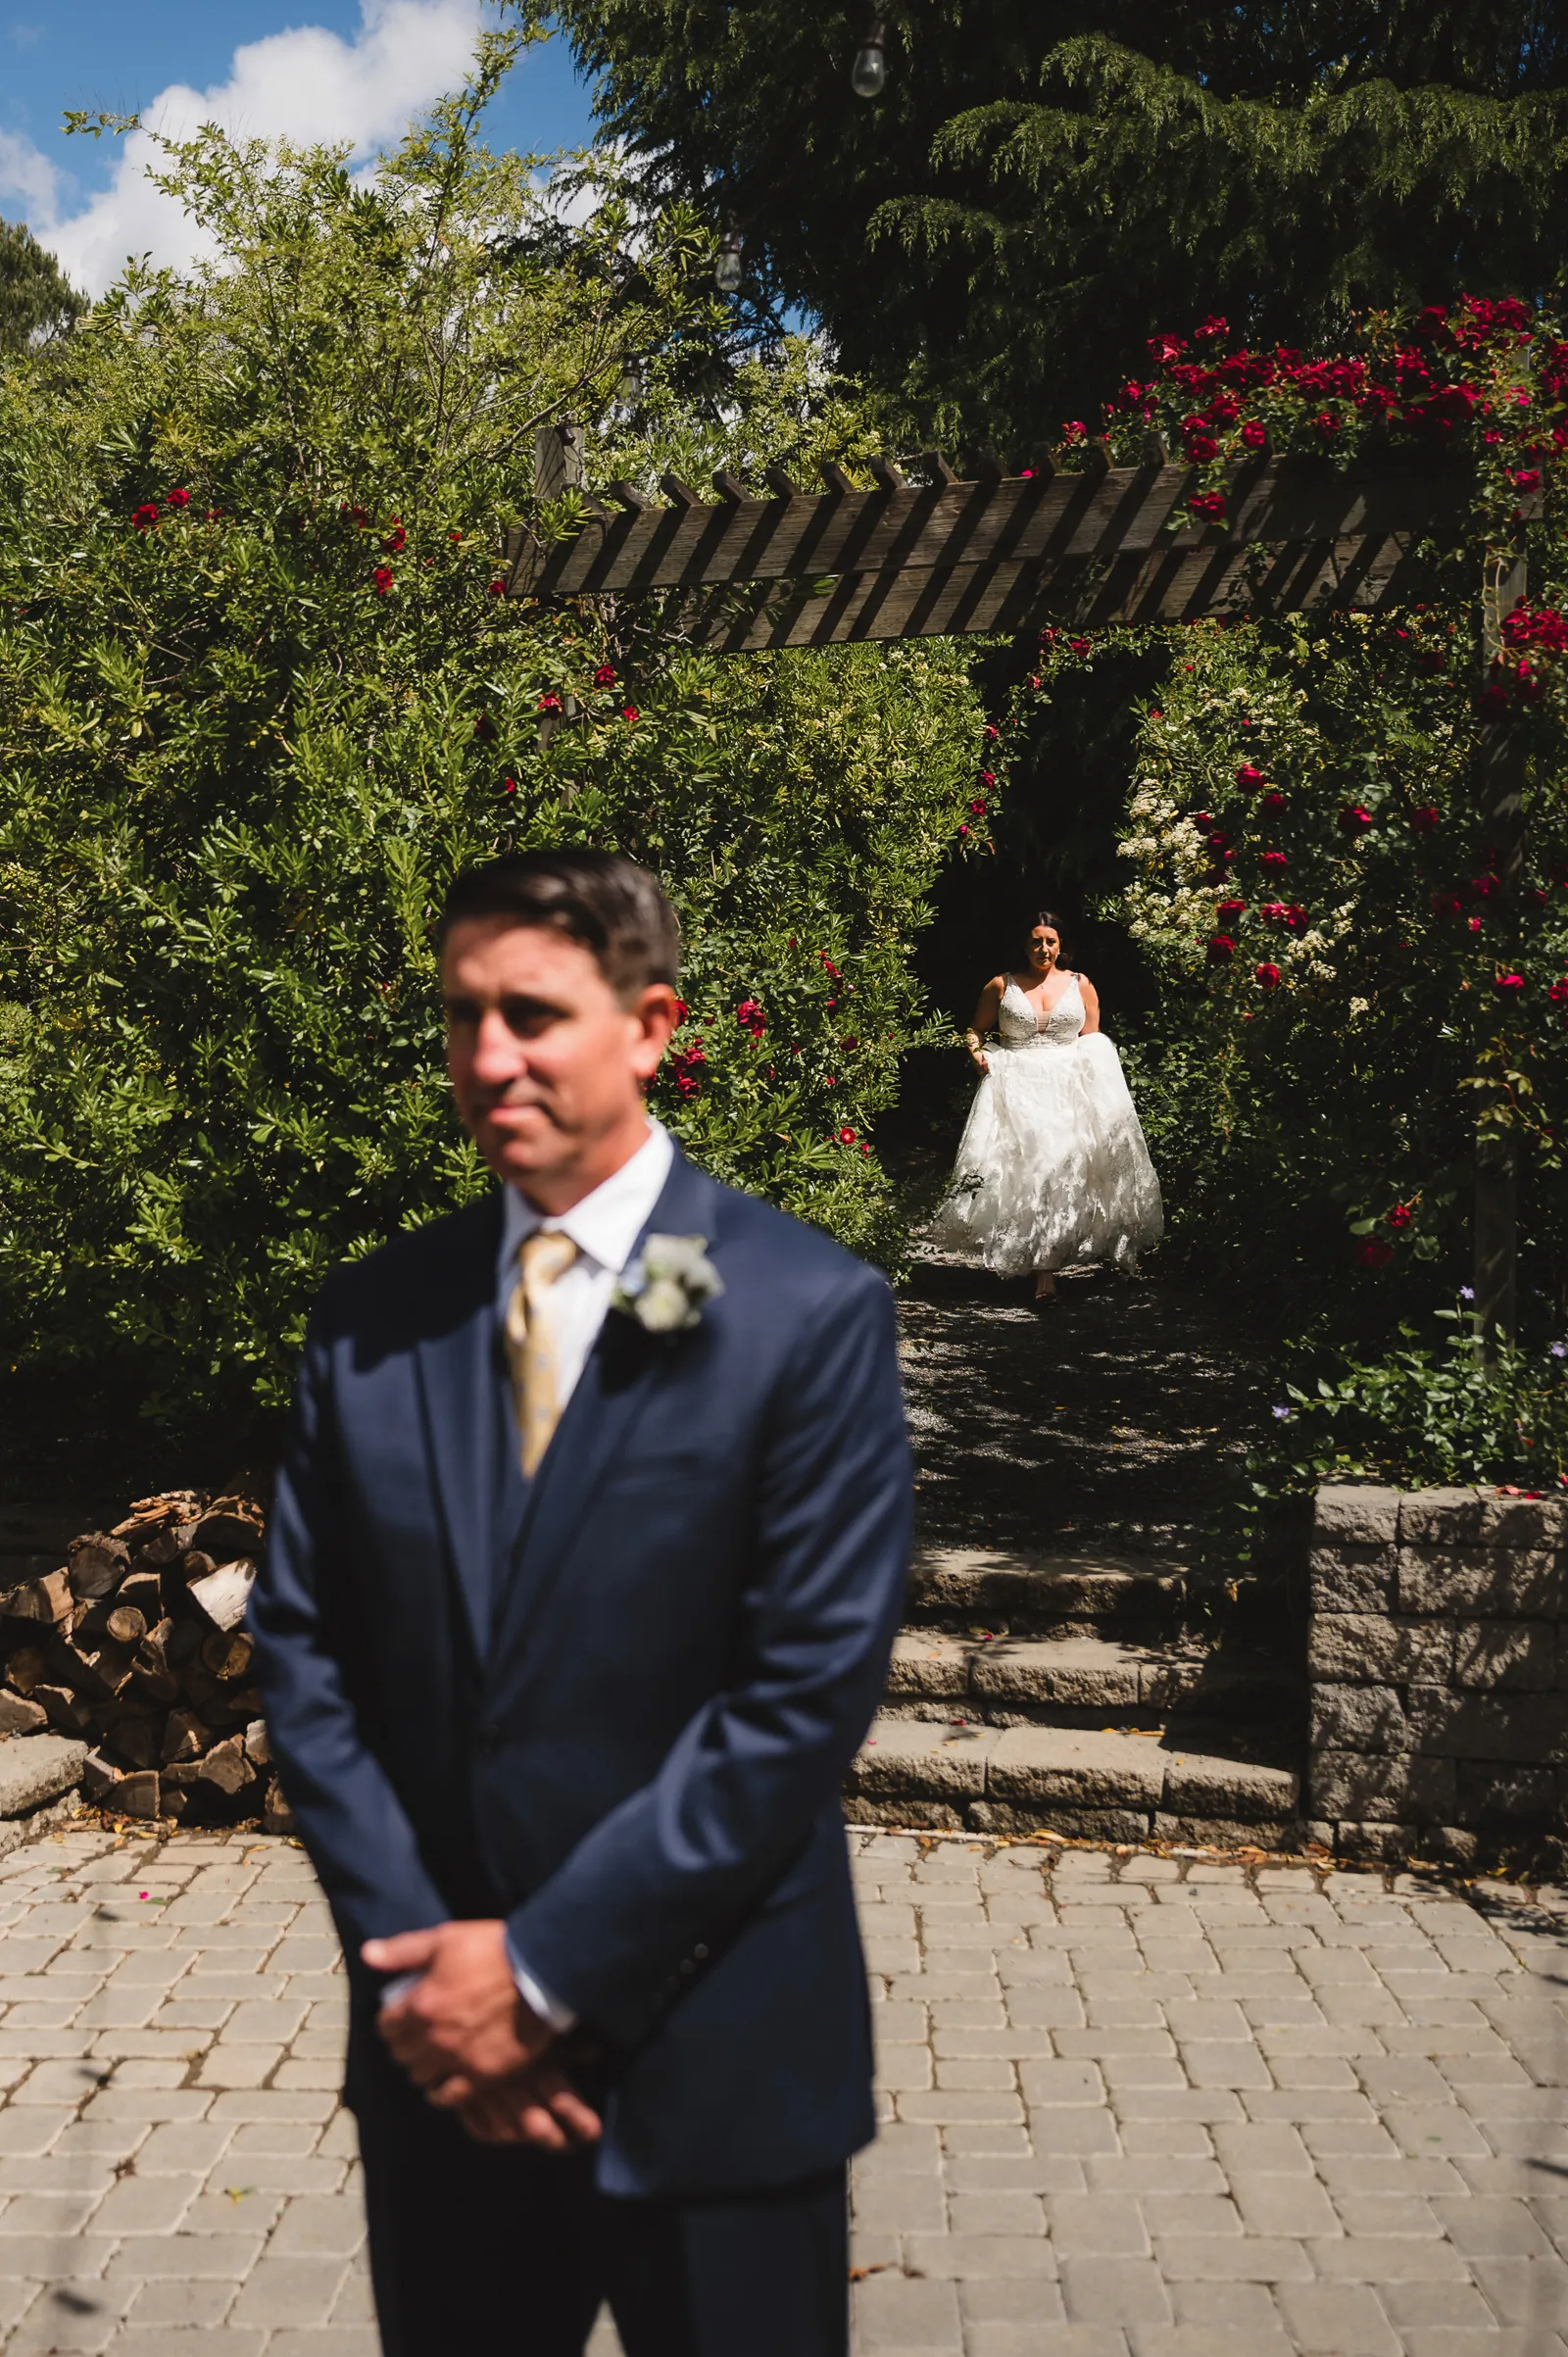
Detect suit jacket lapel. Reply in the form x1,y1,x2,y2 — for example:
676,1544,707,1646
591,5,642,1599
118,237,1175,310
496,1149,718,1656
412,1193,504,1666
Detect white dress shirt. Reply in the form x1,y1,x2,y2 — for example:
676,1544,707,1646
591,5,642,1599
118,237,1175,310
495,1118,675,1421
381,1120,676,2038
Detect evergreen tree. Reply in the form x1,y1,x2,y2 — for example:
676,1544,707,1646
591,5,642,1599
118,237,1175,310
0,218,83,353
554,1,1568,450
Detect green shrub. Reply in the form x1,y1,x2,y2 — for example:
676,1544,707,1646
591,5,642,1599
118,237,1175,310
0,45,987,1429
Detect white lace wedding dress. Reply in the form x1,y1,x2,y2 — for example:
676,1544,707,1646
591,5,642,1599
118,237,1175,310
931,976,1163,1275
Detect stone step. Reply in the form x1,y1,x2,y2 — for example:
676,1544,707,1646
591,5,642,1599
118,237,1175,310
846,1712,1303,1848
884,1631,1299,1731
906,1547,1204,1640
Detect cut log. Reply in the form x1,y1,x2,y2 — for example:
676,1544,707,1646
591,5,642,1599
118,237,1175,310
134,1520,199,1566
52,1634,135,1702
67,1535,130,1600
0,1693,47,1737
162,1708,211,1764
34,1683,93,1737
178,1550,217,1586
5,1647,47,1696
187,1559,256,1633
117,1570,164,1619
262,1776,295,1835
3,1569,73,1625
105,1606,147,1646
130,1620,179,1706
243,1717,271,1767
107,1716,160,1771
201,1629,254,1682
194,1733,254,1796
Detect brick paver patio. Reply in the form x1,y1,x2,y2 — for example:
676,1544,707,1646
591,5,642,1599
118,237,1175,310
0,1821,1563,2354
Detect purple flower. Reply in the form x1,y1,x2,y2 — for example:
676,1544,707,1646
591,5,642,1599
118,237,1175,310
1459,1286,1476,1303
1271,1404,1293,1421
1551,1343,1567,1360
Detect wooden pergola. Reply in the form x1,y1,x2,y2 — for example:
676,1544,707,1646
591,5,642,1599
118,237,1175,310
508,428,1533,1341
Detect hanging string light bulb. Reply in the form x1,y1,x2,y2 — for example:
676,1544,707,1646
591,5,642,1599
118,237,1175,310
714,222,744,295
851,16,888,99
618,355,645,408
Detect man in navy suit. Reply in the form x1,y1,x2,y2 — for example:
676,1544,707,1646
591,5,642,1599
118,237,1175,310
250,850,911,2356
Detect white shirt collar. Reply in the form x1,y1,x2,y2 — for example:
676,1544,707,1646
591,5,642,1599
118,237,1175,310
498,1120,675,1282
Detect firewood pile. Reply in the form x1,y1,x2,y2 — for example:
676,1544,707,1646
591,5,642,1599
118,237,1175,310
0,1490,289,1828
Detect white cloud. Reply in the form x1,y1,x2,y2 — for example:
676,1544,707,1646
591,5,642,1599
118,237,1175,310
1,0,486,297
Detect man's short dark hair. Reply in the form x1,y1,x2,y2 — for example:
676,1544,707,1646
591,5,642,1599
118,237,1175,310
436,849,680,998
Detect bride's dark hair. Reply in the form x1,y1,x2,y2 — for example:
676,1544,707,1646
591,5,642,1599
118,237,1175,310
1025,908,1066,951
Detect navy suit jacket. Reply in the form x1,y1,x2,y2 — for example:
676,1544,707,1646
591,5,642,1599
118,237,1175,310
250,1146,911,2197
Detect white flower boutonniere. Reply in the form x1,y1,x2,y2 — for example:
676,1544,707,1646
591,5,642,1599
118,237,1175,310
612,1233,723,1334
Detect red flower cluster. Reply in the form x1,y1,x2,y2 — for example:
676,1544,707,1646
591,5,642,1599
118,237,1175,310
1408,805,1440,832
1261,790,1287,816
735,998,766,1038
382,518,407,554
1254,962,1281,991
670,1043,707,1098
819,954,842,978
1188,492,1226,522
1493,972,1526,997
1217,898,1247,922
1432,889,1463,916
1546,978,1568,1004
1338,804,1375,836
372,566,394,597
1389,1202,1413,1230
131,504,160,532
537,691,563,712
1260,850,1289,873
1500,602,1568,655
1356,1239,1396,1269
166,487,190,509
1206,933,1236,963
621,704,640,722
1235,764,1266,789
593,663,617,687
488,577,508,598
1261,901,1307,932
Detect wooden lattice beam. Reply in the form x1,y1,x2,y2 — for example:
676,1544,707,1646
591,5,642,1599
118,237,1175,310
503,454,1476,644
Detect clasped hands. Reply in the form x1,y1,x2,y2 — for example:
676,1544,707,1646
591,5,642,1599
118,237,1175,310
364,1921,601,2152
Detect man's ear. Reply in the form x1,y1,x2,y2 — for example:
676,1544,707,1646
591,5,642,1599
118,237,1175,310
630,983,681,1079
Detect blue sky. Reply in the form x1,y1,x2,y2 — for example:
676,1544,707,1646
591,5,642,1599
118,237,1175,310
1,3,601,291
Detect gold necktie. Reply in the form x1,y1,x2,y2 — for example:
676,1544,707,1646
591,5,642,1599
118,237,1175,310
504,1230,580,1477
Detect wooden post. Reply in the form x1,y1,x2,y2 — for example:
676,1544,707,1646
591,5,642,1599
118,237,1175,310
534,418,586,500
1473,545,1529,1349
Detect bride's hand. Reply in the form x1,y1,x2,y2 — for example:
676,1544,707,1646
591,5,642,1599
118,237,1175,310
971,1051,989,1073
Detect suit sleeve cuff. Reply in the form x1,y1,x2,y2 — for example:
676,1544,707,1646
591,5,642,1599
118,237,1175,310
505,1931,578,2034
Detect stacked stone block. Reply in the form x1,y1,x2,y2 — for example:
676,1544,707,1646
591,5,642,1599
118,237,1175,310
1308,1481,1567,1863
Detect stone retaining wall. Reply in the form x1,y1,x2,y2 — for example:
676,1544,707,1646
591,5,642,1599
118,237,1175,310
1308,1481,1567,1864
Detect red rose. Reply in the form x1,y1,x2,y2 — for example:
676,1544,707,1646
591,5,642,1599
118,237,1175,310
1260,850,1289,872
1254,962,1281,990
1432,890,1463,916
165,486,190,508
1389,1202,1413,1229
969,799,988,816
488,577,508,597
1185,433,1218,463
1493,972,1526,997
1408,805,1439,832
1206,830,1233,854
735,998,766,1036
1356,1239,1396,1268
1261,791,1287,816
372,565,394,595
1468,916,1484,932
502,775,517,797
537,691,563,712
1217,898,1247,920
1235,764,1266,788
1476,683,1510,719
382,522,407,553
1513,468,1542,490
1206,934,1236,963
621,704,640,721
1148,333,1186,366
1240,420,1266,450
1338,804,1375,835
594,663,617,687
1546,978,1568,1003
819,955,841,977
131,503,160,531
1194,316,1228,342
1189,491,1226,521
837,1126,857,1145
1067,637,1091,656
1470,873,1498,899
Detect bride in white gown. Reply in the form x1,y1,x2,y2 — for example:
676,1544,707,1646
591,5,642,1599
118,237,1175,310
932,910,1163,1301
